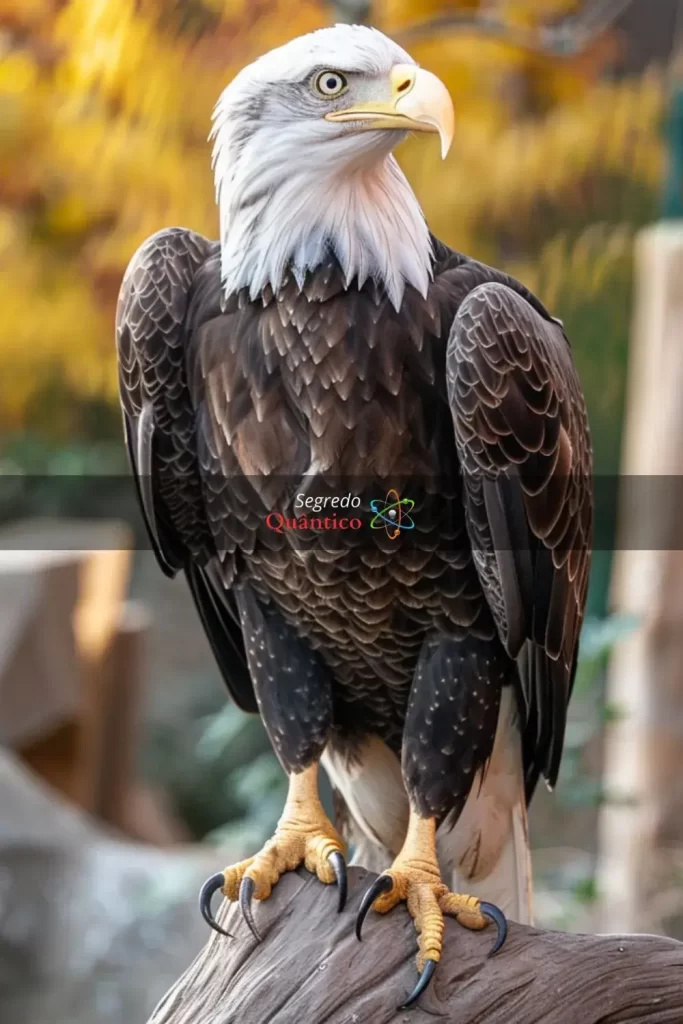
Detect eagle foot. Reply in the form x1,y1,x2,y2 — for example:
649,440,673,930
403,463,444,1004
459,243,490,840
355,814,507,1008
199,764,346,940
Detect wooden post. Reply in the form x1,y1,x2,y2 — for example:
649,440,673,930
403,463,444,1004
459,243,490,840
89,599,150,828
72,536,133,814
597,223,683,932
0,521,189,844
0,520,132,811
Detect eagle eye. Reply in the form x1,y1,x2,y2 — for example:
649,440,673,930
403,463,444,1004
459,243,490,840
314,71,348,98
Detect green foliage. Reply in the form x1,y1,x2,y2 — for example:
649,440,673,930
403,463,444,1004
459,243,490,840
573,613,640,697
0,436,131,527
507,224,640,615
572,875,598,905
207,751,289,852
145,693,285,846
512,227,634,473
556,613,639,810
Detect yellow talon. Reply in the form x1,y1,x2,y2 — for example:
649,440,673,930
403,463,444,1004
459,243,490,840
356,810,507,1005
440,890,488,930
221,857,255,901
200,763,347,937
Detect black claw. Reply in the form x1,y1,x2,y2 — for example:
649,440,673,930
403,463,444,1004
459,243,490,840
328,851,348,913
400,959,437,1009
199,872,232,938
239,876,262,942
355,874,394,941
480,901,508,956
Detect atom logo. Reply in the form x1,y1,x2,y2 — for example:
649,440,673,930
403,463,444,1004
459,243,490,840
369,488,415,540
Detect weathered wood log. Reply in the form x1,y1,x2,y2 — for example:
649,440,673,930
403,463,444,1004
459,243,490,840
148,866,683,1024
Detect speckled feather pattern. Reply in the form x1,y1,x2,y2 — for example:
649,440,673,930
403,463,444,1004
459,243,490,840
234,584,333,774
116,228,592,820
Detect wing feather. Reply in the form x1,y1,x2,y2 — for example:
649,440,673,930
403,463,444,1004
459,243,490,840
115,227,256,713
447,281,592,795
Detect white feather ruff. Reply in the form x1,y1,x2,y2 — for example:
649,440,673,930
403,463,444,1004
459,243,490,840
211,25,434,310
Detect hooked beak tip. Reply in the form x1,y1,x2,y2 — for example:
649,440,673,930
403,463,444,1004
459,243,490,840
393,66,454,159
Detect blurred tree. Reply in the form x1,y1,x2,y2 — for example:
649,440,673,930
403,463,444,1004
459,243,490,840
0,0,665,470
0,0,326,437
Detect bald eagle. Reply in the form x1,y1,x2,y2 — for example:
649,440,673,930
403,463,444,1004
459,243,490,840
116,24,592,1007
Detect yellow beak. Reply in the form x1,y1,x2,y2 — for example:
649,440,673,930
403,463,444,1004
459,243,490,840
324,64,454,159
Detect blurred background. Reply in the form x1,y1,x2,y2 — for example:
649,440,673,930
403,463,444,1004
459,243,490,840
1,1,683,1021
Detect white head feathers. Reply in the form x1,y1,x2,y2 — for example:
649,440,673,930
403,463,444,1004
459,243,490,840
211,25,434,310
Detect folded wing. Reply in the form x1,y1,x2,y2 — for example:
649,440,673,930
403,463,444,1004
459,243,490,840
116,227,256,712
446,281,592,795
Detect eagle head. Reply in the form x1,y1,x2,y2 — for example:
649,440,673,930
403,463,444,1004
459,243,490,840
211,25,455,311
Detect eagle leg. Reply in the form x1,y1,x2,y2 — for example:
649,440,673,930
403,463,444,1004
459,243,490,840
199,762,347,939
356,813,506,1008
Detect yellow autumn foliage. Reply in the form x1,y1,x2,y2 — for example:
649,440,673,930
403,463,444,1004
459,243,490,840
0,0,665,437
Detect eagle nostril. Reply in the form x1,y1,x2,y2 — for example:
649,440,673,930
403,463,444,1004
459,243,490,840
397,79,412,93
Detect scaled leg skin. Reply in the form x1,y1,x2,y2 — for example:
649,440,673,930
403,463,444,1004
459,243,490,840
356,811,506,1008
356,633,510,1007
200,762,346,939
199,585,346,939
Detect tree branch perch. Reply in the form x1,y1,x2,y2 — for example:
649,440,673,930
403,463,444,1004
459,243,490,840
147,867,683,1024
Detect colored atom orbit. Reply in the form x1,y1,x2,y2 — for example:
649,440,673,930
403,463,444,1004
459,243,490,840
369,489,415,540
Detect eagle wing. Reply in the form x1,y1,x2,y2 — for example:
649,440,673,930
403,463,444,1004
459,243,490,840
446,281,592,796
116,227,257,712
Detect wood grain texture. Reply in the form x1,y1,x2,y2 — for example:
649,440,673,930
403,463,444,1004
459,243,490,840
148,867,683,1024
